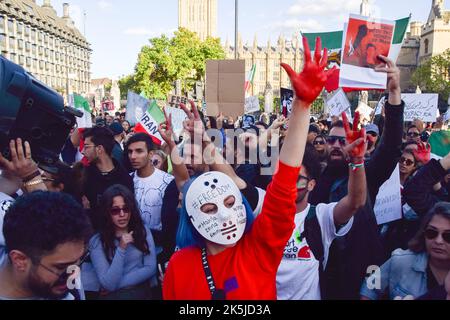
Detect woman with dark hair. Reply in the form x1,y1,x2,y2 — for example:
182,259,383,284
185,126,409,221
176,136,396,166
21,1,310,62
399,149,418,187
361,202,450,300
313,134,328,170
121,120,131,134
89,184,156,300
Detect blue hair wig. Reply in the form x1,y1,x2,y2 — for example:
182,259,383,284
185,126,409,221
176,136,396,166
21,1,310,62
176,177,255,249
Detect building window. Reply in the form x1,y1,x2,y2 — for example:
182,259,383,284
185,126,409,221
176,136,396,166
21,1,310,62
18,39,24,50
38,32,43,42
274,71,280,82
32,44,36,56
25,25,30,37
25,42,31,52
10,53,17,63
8,19,14,34
45,48,49,57
17,23,23,35
39,60,44,69
26,57,31,67
19,55,24,65
38,46,43,56
0,35,6,51
33,58,37,68
424,39,429,55
0,16,5,34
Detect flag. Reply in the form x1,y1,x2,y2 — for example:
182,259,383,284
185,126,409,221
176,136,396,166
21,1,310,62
429,131,450,158
244,64,256,95
126,91,150,126
303,16,410,92
71,94,92,128
133,100,165,146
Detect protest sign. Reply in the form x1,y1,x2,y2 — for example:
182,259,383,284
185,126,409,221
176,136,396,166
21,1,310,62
280,88,294,117
165,106,188,135
126,91,150,126
168,95,189,108
356,101,374,121
326,88,351,117
206,60,245,118
339,14,395,90
374,164,402,225
402,94,439,122
245,96,260,114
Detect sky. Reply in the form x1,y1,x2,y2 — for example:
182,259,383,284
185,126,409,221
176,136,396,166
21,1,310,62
42,0,445,79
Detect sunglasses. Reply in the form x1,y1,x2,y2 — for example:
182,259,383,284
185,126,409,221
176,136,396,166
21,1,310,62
407,132,420,138
399,157,415,166
313,140,326,146
424,229,450,244
110,206,131,216
38,251,90,283
326,136,347,147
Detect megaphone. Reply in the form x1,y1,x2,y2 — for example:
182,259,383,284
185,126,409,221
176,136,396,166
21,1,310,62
0,55,82,167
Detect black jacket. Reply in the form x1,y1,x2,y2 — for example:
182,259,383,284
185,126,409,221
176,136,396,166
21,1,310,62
311,101,405,300
403,159,449,216
83,158,134,231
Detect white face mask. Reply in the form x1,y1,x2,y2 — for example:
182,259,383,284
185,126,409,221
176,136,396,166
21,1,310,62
185,172,247,246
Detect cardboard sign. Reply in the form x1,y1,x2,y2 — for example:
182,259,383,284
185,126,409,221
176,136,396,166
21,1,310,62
245,96,260,114
402,94,439,122
164,107,188,136
168,95,189,108
374,164,402,225
206,60,246,118
339,15,395,90
326,88,351,117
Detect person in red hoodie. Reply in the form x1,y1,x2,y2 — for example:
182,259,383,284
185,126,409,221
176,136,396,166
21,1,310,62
162,37,335,300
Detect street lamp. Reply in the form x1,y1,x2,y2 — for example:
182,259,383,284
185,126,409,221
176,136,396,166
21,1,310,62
235,0,238,60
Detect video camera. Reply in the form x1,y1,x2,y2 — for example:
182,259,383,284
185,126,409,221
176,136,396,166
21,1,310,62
0,56,81,167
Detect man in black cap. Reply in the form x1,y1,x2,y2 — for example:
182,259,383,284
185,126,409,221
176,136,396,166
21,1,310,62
364,123,380,159
109,122,126,169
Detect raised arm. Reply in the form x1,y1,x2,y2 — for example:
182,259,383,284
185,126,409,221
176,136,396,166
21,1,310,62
366,55,404,201
158,110,190,192
333,112,368,225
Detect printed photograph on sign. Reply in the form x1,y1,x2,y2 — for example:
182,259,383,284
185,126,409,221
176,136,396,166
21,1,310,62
343,16,394,69
326,88,351,117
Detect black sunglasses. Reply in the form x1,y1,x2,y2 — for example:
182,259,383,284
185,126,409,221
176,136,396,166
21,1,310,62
424,229,450,244
407,132,420,138
326,136,347,147
399,157,415,167
313,140,326,146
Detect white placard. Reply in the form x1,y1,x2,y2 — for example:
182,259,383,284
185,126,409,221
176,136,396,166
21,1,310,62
356,101,374,120
374,164,402,225
402,94,439,122
326,88,351,117
245,96,260,114
165,107,188,135
443,111,450,122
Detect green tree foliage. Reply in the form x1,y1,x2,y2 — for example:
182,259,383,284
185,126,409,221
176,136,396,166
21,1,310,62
118,74,138,100
412,49,450,101
128,28,225,100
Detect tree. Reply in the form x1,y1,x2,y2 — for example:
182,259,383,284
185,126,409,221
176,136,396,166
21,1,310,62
118,75,137,100
412,49,450,101
132,28,226,100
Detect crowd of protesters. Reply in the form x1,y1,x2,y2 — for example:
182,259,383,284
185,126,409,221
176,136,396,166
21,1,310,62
0,37,449,301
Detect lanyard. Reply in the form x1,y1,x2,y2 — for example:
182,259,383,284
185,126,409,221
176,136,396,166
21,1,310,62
201,247,225,300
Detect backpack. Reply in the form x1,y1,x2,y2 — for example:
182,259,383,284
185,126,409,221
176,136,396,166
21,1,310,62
302,205,326,297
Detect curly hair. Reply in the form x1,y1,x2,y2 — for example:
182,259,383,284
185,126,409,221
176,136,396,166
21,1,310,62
3,192,93,262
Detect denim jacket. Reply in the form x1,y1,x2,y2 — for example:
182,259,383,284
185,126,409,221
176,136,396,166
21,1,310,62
360,249,429,300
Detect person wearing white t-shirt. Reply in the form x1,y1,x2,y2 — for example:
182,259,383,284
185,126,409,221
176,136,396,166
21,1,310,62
126,133,174,237
277,117,369,300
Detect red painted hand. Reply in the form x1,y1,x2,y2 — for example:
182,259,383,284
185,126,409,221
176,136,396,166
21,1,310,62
342,111,367,161
413,142,431,164
158,109,175,147
281,36,336,104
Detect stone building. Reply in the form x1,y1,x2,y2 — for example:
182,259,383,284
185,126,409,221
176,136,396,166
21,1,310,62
178,0,217,41
0,0,91,95
224,34,304,98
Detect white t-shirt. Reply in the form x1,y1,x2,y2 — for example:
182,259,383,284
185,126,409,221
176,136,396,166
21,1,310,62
132,169,174,231
276,203,353,300
0,193,14,266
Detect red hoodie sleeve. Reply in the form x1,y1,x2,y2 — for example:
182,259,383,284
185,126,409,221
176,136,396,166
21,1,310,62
244,161,300,273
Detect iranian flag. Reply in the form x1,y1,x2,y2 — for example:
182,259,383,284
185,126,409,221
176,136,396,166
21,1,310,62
303,16,410,92
71,94,92,128
245,64,256,96
133,100,165,146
